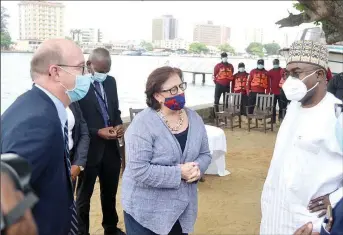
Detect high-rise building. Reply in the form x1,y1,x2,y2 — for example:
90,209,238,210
18,1,65,41
152,15,178,42
77,28,103,43
193,21,231,47
244,28,264,44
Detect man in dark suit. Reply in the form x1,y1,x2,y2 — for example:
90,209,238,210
77,48,125,235
67,102,90,186
1,39,91,235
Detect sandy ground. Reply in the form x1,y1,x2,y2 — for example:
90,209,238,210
89,119,279,235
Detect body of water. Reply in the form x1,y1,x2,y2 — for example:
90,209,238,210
1,53,286,116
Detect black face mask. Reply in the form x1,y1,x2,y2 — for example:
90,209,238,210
1,154,38,234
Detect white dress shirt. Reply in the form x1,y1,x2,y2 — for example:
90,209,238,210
260,93,343,234
66,106,75,151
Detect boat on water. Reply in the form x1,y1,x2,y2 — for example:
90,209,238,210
121,50,142,56
279,27,343,75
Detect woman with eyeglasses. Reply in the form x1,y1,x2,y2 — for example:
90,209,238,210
121,66,212,235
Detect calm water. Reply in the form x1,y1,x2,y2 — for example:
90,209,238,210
0,53,285,116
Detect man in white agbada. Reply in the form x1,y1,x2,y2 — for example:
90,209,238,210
260,40,343,234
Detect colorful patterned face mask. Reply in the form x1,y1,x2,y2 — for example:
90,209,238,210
164,93,186,110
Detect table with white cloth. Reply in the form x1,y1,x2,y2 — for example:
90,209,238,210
204,125,230,176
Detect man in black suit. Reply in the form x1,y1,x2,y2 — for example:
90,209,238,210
67,102,90,192
77,48,125,235
1,39,91,235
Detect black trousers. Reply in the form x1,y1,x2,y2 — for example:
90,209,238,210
248,92,265,114
76,143,121,235
240,94,249,116
279,89,290,120
214,84,231,112
124,211,187,235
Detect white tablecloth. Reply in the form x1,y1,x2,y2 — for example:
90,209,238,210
204,125,230,176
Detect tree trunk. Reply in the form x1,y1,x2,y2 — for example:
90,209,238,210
276,0,343,44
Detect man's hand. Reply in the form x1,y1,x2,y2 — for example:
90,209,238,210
1,173,38,235
97,127,117,140
70,165,81,181
180,162,199,181
308,194,331,217
113,125,124,138
293,222,319,235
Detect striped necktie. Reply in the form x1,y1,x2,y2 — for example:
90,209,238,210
64,121,79,235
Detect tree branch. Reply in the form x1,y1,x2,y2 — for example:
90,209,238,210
275,13,311,28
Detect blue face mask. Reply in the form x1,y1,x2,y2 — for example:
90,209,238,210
273,65,280,69
58,68,91,102
65,75,91,102
257,64,264,69
92,72,107,83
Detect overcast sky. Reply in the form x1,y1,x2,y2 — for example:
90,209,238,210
2,1,316,48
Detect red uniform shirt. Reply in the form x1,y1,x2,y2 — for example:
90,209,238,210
213,62,234,87
232,72,249,94
267,68,283,95
327,67,333,82
247,69,270,94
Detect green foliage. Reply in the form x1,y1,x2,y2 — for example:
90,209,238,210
188,42,208,54
217,43,235,55
293,2,306,12
263,43,281,55
70,29,82,41
1,31,12,49
246,42,264,57
140,40,153,51
1,6,12,49
1,6,9,33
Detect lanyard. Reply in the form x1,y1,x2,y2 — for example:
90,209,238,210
93,84,111,126
93,84,109,111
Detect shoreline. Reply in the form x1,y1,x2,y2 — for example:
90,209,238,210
0,51,282,60
107,103,213,128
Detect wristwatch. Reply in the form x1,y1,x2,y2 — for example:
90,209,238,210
79,166,84,171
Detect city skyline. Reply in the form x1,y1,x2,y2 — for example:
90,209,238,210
2,1,317,50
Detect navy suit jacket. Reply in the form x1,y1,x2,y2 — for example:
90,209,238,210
1,86,73,235
321,198,343,235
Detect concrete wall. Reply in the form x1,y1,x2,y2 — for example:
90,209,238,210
122,103,214,128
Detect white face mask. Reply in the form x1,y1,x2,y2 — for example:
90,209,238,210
222,57,228,63
282,70,319,101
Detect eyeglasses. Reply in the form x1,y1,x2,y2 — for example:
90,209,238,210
161,82,187,95
57,64,87,75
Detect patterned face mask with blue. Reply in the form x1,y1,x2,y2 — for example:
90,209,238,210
164,93,186,110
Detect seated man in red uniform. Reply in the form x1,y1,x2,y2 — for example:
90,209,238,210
232,62,249,116
213,52,234,112
246,59,270,114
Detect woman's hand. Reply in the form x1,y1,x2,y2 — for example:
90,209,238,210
308,194,331,217
180,162,198,181
186,167,201,183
